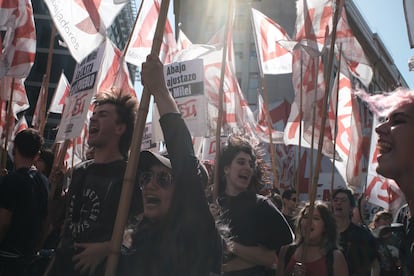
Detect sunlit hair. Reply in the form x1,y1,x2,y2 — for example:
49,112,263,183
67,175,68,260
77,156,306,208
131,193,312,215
217,134,270,195
294,201,338,252
369,210,393,230
355,87,414,117
93,88,138,158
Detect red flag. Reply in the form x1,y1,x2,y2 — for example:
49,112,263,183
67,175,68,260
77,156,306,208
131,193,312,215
251,8,292,74
366,115,404,211
11,115,28,140
284,48,337,158
97,40,136,96
49,72,71,114
295,0,332,49
64,124,88,168
125,0,176,67
0,76,29,118
335,6,373,87
256,94,286,143
0,0,36,78
44,0,126,63
176,29,192,51
31,77,47,129
328,73,363,190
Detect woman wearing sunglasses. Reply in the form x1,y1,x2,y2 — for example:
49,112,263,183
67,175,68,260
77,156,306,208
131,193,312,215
116,54,223,275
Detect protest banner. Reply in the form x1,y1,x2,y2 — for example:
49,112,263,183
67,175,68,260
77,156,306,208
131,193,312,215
55,43,105,142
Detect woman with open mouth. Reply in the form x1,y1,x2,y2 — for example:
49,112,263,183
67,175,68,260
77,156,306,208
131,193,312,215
215,135,294,275
277,201,348,276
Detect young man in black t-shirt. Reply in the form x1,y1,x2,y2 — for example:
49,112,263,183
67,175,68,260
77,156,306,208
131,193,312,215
49,90,138,276
0,128,49,275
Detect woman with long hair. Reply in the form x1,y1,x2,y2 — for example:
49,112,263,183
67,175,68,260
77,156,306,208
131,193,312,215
277,201,348,276
215,135,293,275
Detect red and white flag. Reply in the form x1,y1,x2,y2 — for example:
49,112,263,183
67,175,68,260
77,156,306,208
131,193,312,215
6,115,28,160
284,0,334,157
125,0,176,67
44,0,126,63
284,49,337,157
97,39,136,96
256,94,286,143
335,6,373,87
31,77,47,129
176,29,192,51
0,0,36,78
327,73,363,190
251,8,292,74
0,76,30,118
11,115,28,141
64,125,88,168
49,72,70,114
366,115,404,211
295,0,332,49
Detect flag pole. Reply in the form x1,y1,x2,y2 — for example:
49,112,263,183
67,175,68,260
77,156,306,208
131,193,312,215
295,50,304,195
49,140,70,200
249,8,280,189
39,24,56,135
212,0,234,202
309,56,320,198
1,78,15,172
310,0,342,205
330,44,342,201
104,1,170,275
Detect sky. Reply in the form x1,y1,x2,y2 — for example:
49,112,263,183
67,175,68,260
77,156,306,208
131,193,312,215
353,0,414,88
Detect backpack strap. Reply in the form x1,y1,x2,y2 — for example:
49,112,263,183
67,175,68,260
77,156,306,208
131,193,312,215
326,249,334,276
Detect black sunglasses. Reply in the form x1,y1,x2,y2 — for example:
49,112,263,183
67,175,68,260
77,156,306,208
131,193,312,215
139,171,173,190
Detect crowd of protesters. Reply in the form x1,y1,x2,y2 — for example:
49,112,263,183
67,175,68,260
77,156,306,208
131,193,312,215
1,55,414,276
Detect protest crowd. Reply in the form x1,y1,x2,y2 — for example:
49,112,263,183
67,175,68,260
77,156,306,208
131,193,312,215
2,0,414,276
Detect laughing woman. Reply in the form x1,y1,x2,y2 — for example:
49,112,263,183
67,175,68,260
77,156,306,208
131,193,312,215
216,136,294,275
277,201,348,276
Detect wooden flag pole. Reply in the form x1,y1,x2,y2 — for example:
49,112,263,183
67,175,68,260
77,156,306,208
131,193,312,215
295,50,304,195
39,24,56,135
249,7,280,189
104,1,170,275
0,78,15,171
212,0,234,202
260,77,280,189
49,140,70,200
330,44,342,201
310,0,341,206
300,0,342,270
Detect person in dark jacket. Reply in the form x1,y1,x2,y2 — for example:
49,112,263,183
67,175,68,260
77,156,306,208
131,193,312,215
118,53,222,276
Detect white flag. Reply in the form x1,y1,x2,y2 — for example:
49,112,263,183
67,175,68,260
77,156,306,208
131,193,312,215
366,115,404,211
44,0,126,63
49,72,70,114
251,8,292,74
125,0,176,67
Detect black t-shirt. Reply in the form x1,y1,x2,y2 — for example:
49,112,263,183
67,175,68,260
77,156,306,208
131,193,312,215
53,159,140,276
339,223,377,276
0,167,48,257
218,191,294,274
